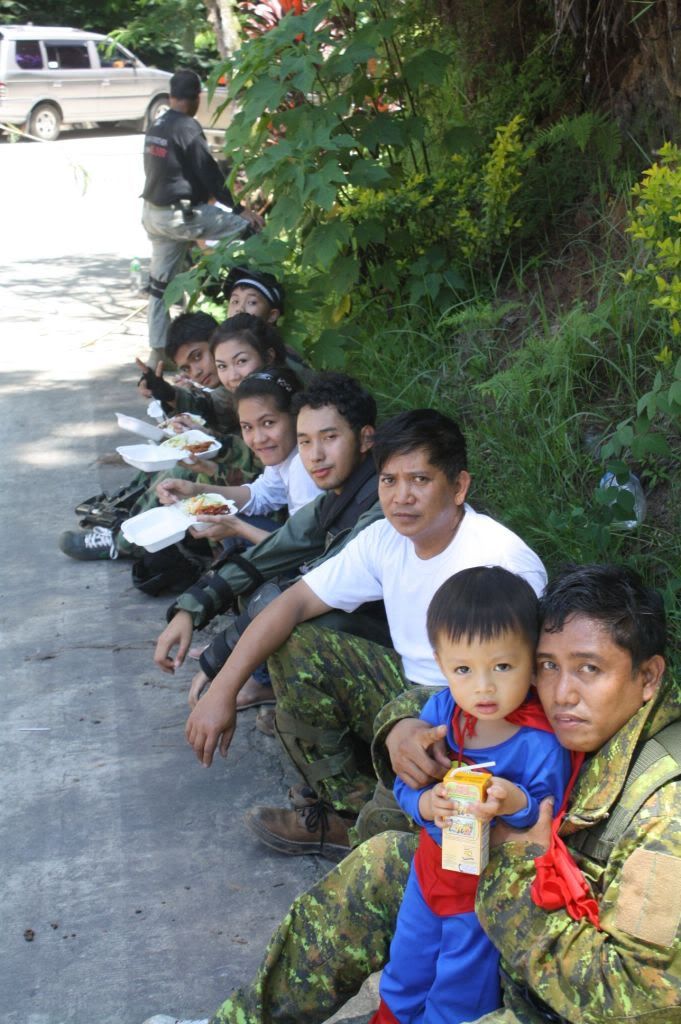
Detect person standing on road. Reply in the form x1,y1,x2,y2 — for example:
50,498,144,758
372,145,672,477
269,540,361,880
141,69,261,360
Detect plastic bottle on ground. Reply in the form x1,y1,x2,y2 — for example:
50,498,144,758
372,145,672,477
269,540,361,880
130,257,143,293
598,471,647,529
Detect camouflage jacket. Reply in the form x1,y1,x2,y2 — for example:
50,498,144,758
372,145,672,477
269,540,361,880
477,672,681,1023
372,676,681,1023
173,384,239,435
208,432,261,487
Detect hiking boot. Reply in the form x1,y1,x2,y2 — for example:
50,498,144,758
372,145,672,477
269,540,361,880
59,526,118,561
287,782,318,808
245,802,353,862
142,1017,208,1024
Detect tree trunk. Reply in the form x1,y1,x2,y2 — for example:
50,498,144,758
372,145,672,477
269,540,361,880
203,0,241,57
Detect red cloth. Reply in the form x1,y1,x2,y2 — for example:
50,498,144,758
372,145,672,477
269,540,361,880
369,999,402,1024
414,827,479,916
452,692,601,929
530,750,601,928
451,690,553,757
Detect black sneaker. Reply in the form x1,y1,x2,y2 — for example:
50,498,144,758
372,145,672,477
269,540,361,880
59,526,118,561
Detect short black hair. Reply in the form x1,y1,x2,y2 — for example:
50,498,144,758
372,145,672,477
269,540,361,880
372,409,467,483
290,372,377,431
210,313,287,364
235,366,303,414
540,564,666,668
170,69,201,100
427,566,539,651
166,312,218,360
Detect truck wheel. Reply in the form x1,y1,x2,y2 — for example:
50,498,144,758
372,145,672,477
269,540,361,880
29,103,62,141
146,95,169,128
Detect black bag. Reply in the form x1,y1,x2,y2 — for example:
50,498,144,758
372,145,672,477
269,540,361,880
132,541,213,597
75,481,146,530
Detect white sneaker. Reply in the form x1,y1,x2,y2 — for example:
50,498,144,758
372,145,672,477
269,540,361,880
58,525,119,561
142,1016,209,1024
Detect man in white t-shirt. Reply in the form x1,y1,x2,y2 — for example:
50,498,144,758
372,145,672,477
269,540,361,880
185,409,546,858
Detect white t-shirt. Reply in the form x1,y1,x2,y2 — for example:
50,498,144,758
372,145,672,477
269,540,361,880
303,504,547,687
240,448,323,517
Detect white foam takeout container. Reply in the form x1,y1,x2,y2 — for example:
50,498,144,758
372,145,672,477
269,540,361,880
161,413,206,437
116,430,221,472
120,496,237,552
158,429,221,460
115,412,165,443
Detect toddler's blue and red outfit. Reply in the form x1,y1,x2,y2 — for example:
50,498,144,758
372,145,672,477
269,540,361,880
372,688,572,1024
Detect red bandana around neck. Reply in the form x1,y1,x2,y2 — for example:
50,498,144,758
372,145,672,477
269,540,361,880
450,693,601,929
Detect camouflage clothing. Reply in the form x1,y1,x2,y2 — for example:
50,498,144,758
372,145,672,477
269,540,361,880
116,434,260,557
269,623,406,815
173,384,239,436
211,829,416,1024
475,672,681,1024
210,673,681,1024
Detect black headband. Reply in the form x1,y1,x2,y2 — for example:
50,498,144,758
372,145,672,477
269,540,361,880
247,371,294,394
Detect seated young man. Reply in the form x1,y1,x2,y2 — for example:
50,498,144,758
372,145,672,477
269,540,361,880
154,372,388,706
182,410,547,859
145,563,679,1024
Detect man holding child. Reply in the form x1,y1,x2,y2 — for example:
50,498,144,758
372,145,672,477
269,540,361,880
146,562,680,1024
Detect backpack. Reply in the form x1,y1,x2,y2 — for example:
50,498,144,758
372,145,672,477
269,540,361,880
131,540,213,597
569,719,681,864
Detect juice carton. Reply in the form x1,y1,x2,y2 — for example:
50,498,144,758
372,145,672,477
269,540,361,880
441,762,494,875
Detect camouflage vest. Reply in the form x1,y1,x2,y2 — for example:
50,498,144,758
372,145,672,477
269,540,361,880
569,719,681,864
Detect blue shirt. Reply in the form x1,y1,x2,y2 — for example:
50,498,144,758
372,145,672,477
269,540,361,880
395,687,571,845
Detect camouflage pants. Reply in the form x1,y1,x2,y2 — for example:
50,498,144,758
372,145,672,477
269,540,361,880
212,830,416,1024
462,1013,524,1024
268,623,409,815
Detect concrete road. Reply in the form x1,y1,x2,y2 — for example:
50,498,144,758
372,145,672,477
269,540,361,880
0,130,377,1024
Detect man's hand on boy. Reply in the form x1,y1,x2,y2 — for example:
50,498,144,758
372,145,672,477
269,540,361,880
386,719,450,789
154,611,194,673
489,796,553,852
185,685,237,766
188,668,210,708
470,777,527,823
156,478,198,505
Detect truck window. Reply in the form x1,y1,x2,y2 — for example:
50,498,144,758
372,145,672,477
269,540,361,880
96,40,133,69
15,40,43,70
45,43,91,70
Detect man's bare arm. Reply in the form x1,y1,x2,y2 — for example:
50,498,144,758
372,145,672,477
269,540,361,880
185,579,331,766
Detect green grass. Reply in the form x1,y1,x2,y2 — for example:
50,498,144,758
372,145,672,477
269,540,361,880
345,203,681,652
